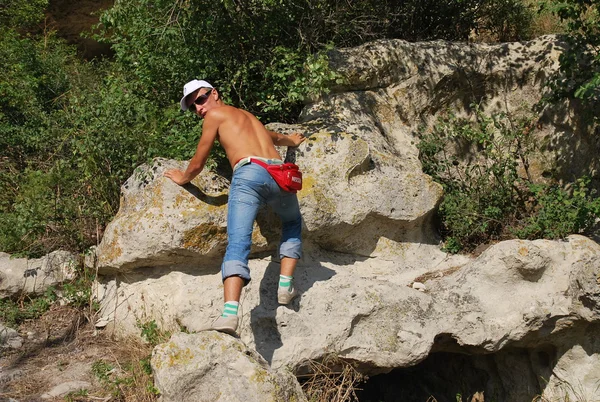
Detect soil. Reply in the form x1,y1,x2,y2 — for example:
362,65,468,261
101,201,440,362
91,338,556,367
45,0,115,60
0,306,127,402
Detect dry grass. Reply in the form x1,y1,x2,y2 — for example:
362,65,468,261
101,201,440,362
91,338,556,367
299,355,366,402
0,319,161,402
527,0,568,38
87,335,161,402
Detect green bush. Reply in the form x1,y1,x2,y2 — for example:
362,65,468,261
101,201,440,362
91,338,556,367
418,107,533,252
418,106,599,253
0,287,57,327
514,177,600,239
545,0,600,123
0,29,210,257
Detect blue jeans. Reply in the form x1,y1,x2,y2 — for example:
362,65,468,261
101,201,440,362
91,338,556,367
221,162,302,283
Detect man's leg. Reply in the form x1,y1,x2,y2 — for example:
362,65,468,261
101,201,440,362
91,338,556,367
280,257,298,277
224,275,245,302
211,165,265,334
269,192,302,305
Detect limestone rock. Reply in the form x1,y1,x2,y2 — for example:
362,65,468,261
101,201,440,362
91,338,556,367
323,35,599,189
0,251,78,299
0,323,22,349
96,138,442,273
92,35,600,401
151,331,306,402
41,381,91,399
97,236,600,377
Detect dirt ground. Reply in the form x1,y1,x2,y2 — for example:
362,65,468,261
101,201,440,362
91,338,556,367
45,0,114,60
0,306,151,402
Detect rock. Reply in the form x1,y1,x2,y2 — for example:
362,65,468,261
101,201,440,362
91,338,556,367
40,381,91,399
151,331,307,402
0,368,23,389
95,141,443,273
0,323,22,349
325,35,599,190
92,35,600,401
0,251,78,299
0,323,18,343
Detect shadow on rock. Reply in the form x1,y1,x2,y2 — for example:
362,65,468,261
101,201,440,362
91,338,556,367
250,259,336,365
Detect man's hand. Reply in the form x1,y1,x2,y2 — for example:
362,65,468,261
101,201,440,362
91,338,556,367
287,133,306,146
270,131,306,147
164,169,189,185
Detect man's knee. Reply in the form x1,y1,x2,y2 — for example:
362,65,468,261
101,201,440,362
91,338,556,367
221,260,251,283
280,240,302,260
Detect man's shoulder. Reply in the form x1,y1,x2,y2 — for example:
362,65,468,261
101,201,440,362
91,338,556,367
205,104,241,120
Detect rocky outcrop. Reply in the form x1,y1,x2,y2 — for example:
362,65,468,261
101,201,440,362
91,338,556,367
0,251,78,299
93,36,600,402
321,35,599,188
152,331,306,402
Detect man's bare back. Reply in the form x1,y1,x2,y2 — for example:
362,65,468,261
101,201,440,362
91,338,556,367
164,86,304,185
205,105,282,167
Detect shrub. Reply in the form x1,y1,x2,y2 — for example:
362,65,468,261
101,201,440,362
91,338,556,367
418,106,599,253
418,107,535,252
514,177,600,239
545,0,600,124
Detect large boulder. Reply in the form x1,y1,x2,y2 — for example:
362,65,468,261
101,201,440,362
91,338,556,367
152,331,306,402
95,135,443,272
93,36,600,401
95,235,600,400
0,251,78,299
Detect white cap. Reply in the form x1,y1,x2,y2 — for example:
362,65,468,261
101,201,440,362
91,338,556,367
180,79,214,111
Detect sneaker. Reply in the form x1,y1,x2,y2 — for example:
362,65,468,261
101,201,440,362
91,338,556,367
200,315,238,336
277,287,298,305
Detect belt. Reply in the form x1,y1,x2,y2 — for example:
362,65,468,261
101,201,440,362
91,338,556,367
233,156,283,171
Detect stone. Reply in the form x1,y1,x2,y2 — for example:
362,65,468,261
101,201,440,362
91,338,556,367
92,35,600,401
0,323,22,349
151,331,306,402
40,381,91,399
0,251,78,299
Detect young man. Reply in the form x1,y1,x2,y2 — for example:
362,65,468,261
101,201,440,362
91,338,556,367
164,79,305,335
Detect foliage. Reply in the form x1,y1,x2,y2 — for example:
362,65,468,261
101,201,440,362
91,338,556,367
418,107,534,252
0,264,98,328
0,0,48,28
544,0,600,123
0,26,207,257
95,0,346,123
0,287,57,327
475,0,536,41
418,106,600,253
514,177,600,239
137,319,170,346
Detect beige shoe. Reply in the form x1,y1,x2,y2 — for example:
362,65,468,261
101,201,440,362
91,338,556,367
200,315,238,336
277,286,298,305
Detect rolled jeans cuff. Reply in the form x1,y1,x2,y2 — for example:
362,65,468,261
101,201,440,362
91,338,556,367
279,240,302,260
222,260,251,284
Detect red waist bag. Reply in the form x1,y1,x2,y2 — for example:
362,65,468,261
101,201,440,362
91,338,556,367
250,158,302,193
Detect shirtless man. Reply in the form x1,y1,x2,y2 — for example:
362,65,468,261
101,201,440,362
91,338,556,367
164,79,305,335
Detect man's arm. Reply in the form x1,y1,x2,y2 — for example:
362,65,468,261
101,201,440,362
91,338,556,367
164,114,220,185
268,131,305,147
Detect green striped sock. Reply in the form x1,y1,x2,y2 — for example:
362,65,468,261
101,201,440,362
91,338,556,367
279,275,293,291
222,301,239,317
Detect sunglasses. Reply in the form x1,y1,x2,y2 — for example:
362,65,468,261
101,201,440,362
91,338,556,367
190,89,213,112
